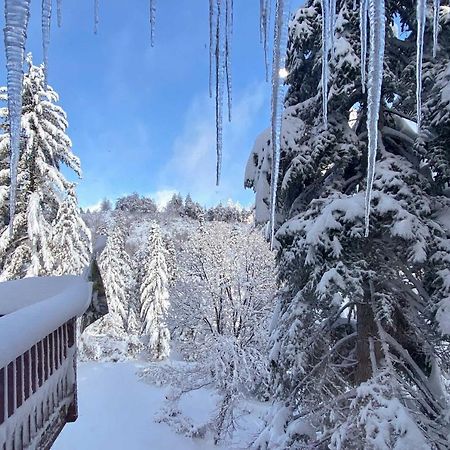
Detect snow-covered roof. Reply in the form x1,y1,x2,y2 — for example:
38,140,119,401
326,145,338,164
0,276,92,368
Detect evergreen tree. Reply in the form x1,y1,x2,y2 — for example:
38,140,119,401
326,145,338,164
184,193,203,220
99,220,135,333
140,222,170,360
163,233,177,286
247,2,450,448
0,54,82,280
99,198,112,212
165,193,184,217
52,185,92,275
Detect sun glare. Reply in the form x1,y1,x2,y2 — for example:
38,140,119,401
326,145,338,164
279,67,289,79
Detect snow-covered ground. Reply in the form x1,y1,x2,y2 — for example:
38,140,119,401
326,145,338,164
53,362,215,450
53,361,265,450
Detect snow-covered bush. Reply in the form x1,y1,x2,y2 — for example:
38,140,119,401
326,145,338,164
115,193,158,215
79,319,143,362
153,222,276,443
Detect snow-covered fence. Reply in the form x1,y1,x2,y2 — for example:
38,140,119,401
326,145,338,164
0,276,93,450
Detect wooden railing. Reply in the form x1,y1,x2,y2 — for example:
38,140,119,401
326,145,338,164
0,318,77,450
0,275,96,450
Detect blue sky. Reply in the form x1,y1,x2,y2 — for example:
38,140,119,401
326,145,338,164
0,1,288,210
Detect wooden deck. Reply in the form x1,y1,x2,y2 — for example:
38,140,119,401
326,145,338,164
0,263,107,450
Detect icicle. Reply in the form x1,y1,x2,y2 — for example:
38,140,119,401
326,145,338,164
42,0,52,86
259,0,264,43
321,0,330,126
269,0,289,247
225,0,233,122
433,0,440,59
209,0,216,98
364,0,385,237
215,0,225,185
209,0,231,184
4,0,31,231
329,0,337,54
265,1,272,83
360,0,368,93
57,0,62,27
149,0,156,47
416,0,426,130
260,0,271,82
94,0,99,34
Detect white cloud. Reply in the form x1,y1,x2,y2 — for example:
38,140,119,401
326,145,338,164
150,189,178,211
83,200,104,212
157,83,268,206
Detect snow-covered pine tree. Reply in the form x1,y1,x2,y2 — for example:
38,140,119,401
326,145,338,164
184,193,204,220
140,222,170,360
99,219,136,334
52,185,92,275
422,5,450,191
100,198,112,212
0,53,82,280
163,233,177,286
165,193,184,218
247,1,450,448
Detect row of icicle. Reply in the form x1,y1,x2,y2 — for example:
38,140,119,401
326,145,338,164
322,0,441,237
2,0,443,241
209,0,234,186
3,0,154,233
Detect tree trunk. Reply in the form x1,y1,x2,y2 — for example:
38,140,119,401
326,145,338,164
355,282,381,384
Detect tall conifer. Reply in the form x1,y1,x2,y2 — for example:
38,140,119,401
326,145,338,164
247,2,450,447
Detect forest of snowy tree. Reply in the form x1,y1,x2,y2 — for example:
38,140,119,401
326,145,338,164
1,0,450,449
80,199,276,444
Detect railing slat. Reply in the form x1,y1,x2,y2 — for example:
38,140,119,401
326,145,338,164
7,362,14,418
63,323,68,359
44,336,49,382
58,326,63,366
0,367,5,424
37,341,43,388
54,330,59,371
30,345,37,394
15,356,22,409
68,320,75,348
23,352,30,401
48,333,54,377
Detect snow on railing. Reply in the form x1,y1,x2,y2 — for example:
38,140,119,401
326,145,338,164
0,275,88,317
0,276,92,450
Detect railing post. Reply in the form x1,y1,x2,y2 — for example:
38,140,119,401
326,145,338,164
0,367,5,425
66,318,78,423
